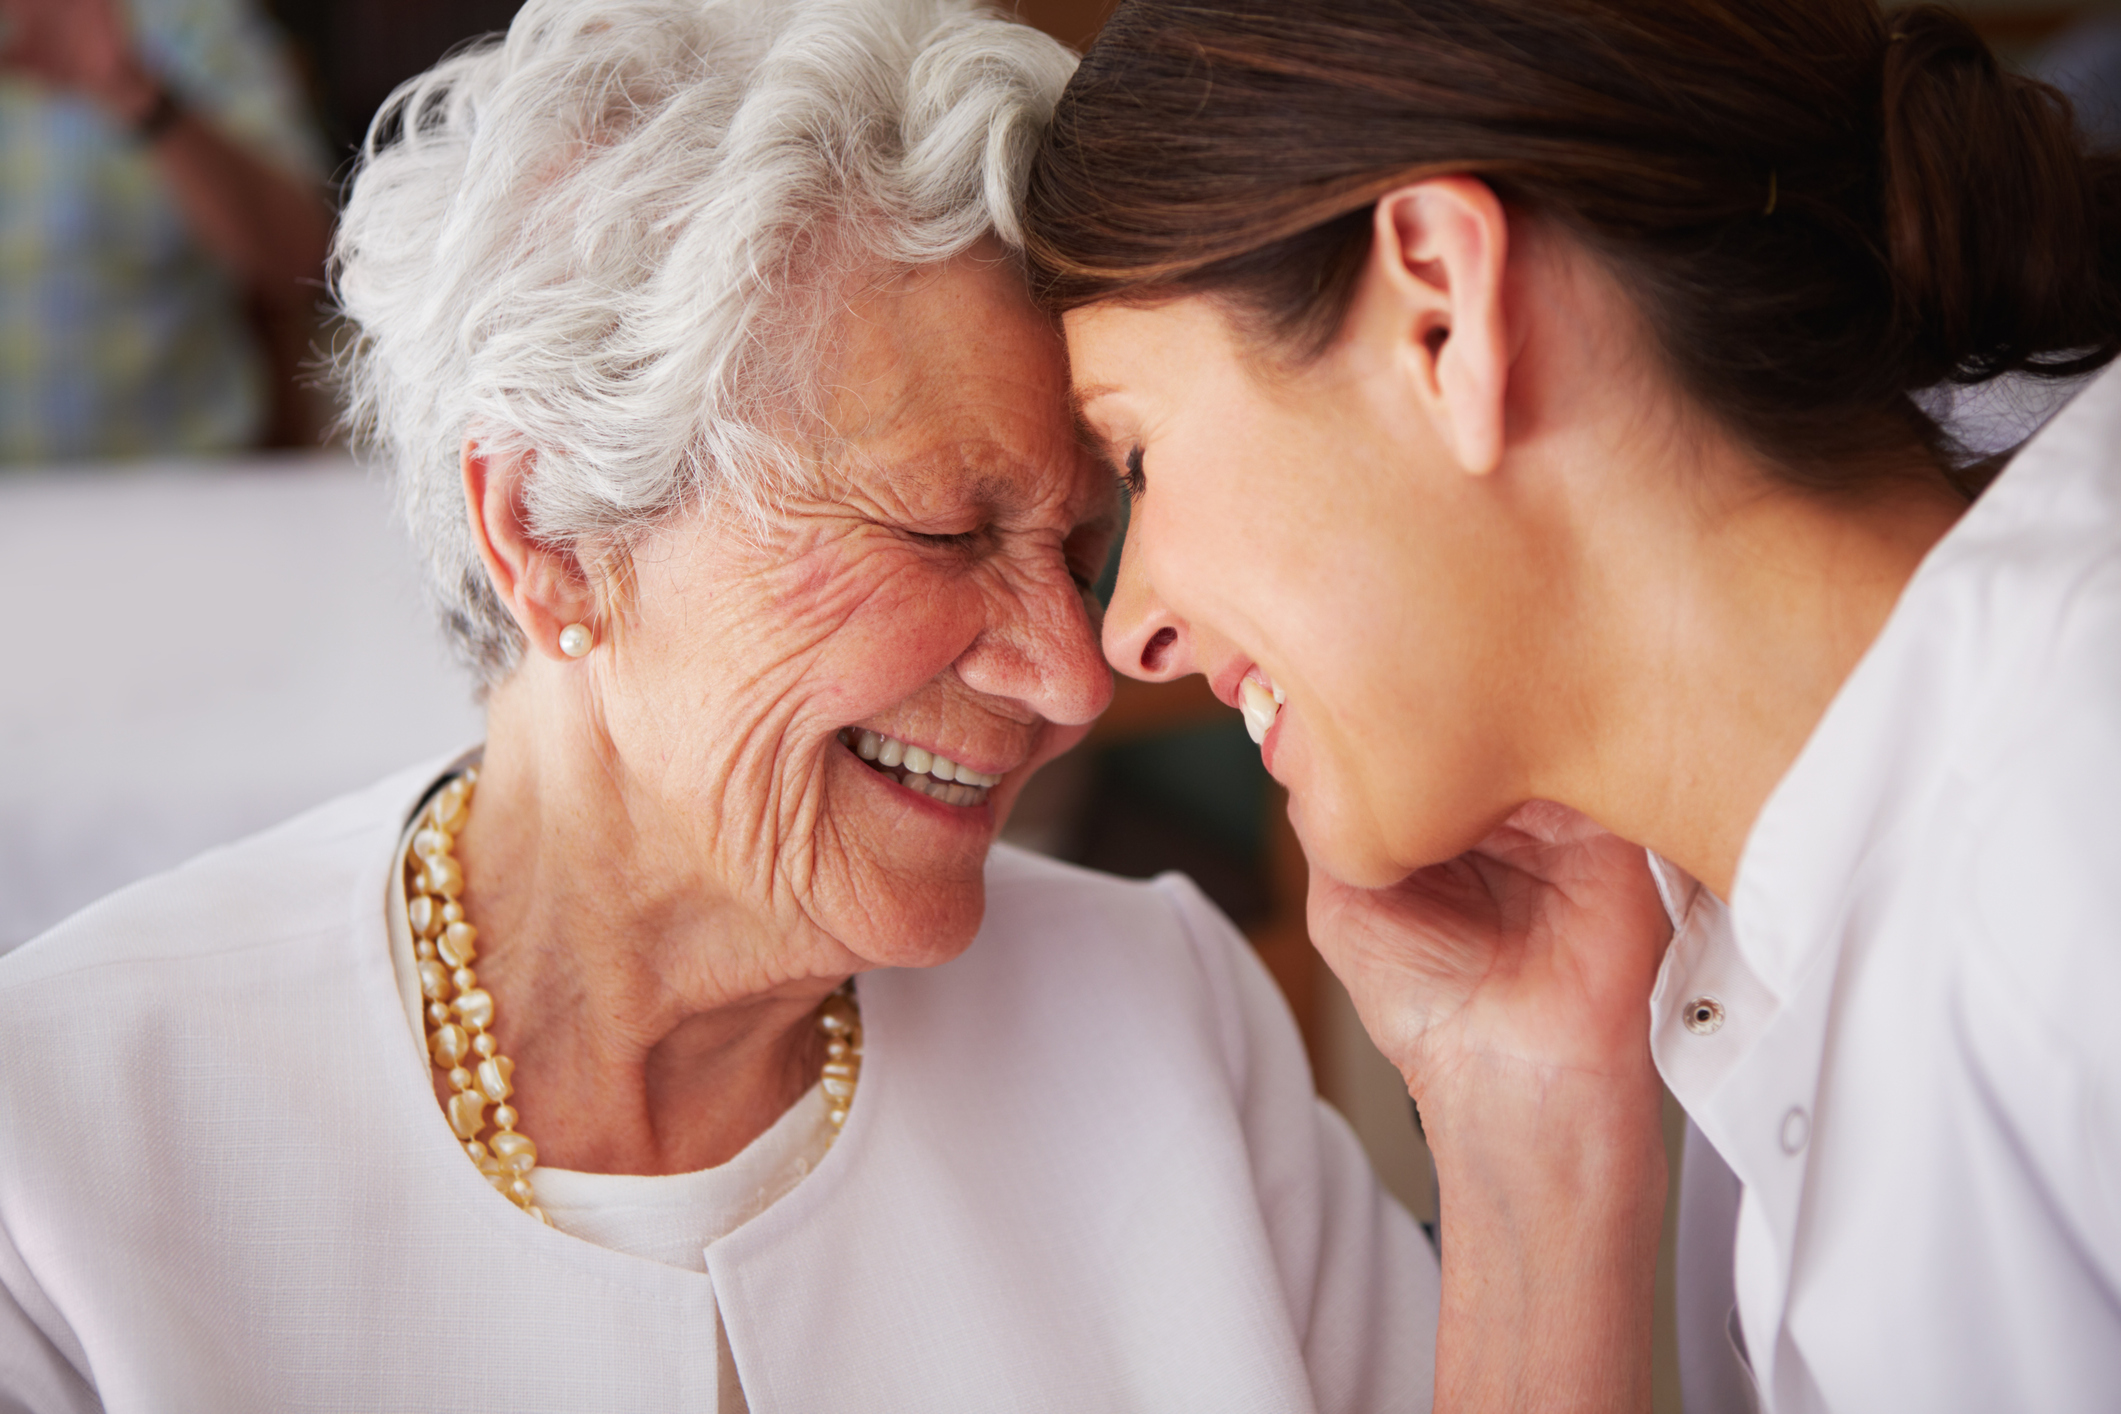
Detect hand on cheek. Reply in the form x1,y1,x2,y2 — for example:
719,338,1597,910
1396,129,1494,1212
1303,799,1670,1107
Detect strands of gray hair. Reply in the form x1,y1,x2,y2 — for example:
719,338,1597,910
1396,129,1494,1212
329,0,1075,683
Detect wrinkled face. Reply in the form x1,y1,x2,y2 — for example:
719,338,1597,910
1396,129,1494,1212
594,249,1115,972
1066,295,1533,888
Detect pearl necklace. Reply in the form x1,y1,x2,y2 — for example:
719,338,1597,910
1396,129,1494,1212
402,769,865,1223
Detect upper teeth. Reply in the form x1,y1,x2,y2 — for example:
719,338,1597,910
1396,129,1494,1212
848,729,1001,789
1239,675,1285,746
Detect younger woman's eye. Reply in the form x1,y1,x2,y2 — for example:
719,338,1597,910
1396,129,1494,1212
1118,446,1146,502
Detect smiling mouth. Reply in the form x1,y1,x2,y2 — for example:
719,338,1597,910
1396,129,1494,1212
838,728,998,808
1238,671,1285,746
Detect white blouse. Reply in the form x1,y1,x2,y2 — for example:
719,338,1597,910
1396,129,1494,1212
1655,361,2121,1413
0,761,1439,1412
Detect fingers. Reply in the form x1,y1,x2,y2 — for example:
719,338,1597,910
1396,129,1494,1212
0,0,35,72
1496,797,1615,846
0,0,52,52
0,0,136,96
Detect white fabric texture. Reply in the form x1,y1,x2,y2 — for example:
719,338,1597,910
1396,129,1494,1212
385,809,835,1414
1672,1120,1755,1414
1651,360,2121,1413
475,1094,833,1274
0,761,1440,1412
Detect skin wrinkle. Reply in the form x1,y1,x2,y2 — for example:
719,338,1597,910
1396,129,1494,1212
668,527,909,964
448,243,1112,1176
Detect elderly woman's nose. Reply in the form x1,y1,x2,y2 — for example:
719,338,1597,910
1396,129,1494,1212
1101,538,1195,683
954,570,1114,726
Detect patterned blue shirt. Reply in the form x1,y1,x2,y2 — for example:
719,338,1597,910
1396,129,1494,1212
0,0,323,463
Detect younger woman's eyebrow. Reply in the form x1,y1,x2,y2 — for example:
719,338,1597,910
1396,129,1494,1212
1069,383,1118,425
1070,400,1122,467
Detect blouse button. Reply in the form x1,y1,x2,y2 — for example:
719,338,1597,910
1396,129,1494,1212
1780,1106,1810,1155
1682,995,1726,1035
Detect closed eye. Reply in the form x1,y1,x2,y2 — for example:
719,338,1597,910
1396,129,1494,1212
907,527,988,550
1117,446,1145,502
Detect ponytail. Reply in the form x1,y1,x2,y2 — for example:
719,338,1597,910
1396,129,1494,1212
1025,0,2121,492
1881,5,2121,386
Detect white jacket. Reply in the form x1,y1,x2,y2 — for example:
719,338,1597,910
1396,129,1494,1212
1658,361,2121,1412
0,763,1438,1412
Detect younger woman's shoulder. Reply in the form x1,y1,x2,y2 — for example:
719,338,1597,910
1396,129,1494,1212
1938,557,2121,1079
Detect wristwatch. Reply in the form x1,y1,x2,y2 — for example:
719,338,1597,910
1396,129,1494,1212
130,84,183,143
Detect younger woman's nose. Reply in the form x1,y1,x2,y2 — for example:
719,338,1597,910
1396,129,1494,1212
1101,535,1196,682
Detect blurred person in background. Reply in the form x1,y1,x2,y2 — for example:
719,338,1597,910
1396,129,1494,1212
0,0,332,462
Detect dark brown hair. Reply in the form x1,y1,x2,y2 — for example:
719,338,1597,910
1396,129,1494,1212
1022,0,2121,490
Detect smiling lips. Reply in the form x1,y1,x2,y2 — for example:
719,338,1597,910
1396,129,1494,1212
840,728,1001,807
1238,673,1285,746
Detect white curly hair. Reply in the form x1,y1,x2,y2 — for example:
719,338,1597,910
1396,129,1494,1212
329,0,1077,682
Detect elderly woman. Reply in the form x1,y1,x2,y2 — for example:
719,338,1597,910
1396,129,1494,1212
0,1,1440,1409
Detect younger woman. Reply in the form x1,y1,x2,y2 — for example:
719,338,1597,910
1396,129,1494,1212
1027,3,2121,1409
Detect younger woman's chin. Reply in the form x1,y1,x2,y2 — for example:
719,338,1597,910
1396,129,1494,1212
1287,793,1410,892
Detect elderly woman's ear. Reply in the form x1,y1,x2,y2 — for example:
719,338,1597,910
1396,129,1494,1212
460,439,600,662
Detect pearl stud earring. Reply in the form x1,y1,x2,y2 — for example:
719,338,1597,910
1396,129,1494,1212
558,623,593,658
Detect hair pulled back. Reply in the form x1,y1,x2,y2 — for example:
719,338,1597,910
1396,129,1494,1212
1022,0,2121,489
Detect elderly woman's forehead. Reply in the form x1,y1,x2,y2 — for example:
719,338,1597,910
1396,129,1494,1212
828,434,1094,515
814,257,1071,436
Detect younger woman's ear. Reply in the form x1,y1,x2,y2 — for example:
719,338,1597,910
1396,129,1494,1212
1366,177,1511,475
460,439,598,660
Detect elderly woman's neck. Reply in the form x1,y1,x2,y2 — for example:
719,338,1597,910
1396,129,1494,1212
446,672,851,1176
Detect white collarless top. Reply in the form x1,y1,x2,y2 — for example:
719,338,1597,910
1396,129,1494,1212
524,1099,832,1272
385,809,836,1412
1653,361,2121,1413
